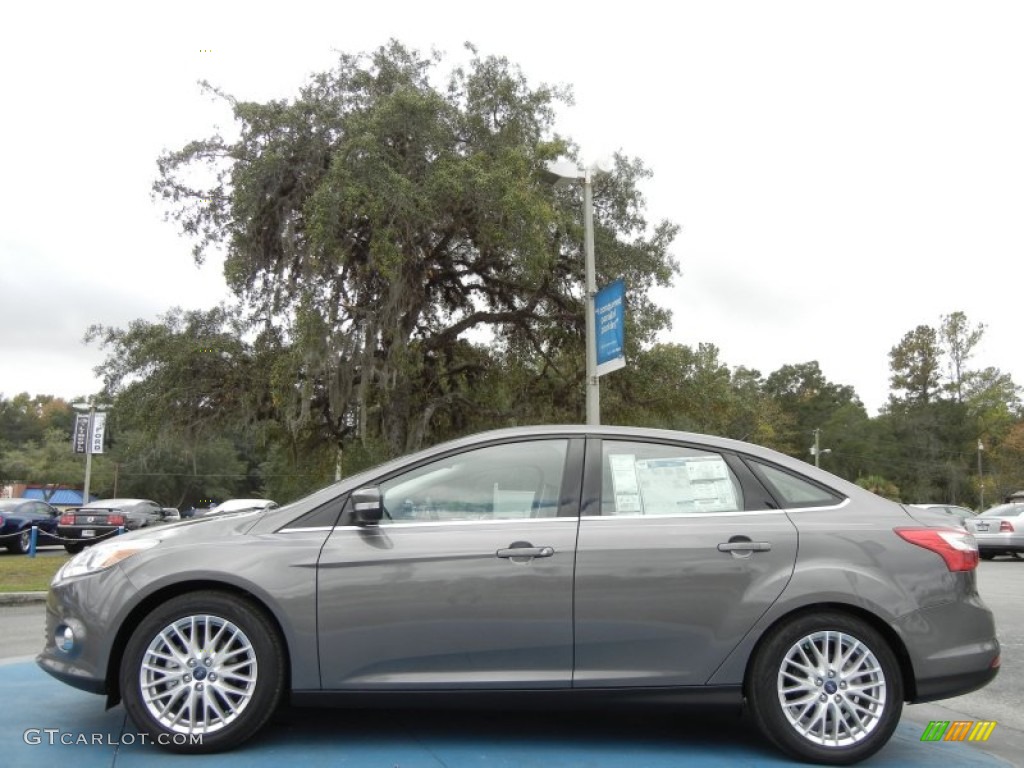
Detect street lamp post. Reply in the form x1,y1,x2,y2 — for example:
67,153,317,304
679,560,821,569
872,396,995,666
72,401,108,503
544,160,600,425
811,428,832,468
977,440,985,510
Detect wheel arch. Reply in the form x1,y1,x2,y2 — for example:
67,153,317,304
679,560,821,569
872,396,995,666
741,602,918,702
104,580,292,708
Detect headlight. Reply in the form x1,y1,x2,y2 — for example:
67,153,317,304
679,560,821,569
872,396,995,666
54,539,161,583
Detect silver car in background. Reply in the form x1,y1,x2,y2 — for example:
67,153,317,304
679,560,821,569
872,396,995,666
966,501,1024,559
37,426,999,764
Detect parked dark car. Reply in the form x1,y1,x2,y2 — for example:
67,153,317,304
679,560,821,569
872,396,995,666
0,498,60,554
57,498,179,554
38,426,999,764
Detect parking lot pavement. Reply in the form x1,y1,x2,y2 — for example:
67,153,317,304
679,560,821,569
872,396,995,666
0,658,1011,768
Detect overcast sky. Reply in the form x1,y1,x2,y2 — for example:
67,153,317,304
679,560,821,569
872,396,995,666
2,1,1022,416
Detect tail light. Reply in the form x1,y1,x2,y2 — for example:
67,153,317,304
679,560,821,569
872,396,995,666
108,514,126,526
895,527,979,572
59,514,74,525
1000,520,1015,533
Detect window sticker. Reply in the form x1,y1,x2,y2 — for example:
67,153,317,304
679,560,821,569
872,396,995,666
608,454,642,513
634,455,738,515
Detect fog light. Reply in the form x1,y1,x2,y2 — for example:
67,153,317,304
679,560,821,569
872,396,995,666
55,624,75,653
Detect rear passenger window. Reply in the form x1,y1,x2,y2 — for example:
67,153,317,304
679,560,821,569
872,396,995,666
750,462,843,508
601,441,744,515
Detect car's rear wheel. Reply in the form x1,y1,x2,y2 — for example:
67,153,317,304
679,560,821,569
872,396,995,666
8,529,32,555
64,542,84,555
747,611,903,765
120,591,285,753
980,552,996,560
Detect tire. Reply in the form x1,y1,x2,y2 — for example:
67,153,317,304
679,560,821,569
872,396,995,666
120,591,285,753
980,552,996,561
64,542,85,555
8,529,31,555
747,611,903,765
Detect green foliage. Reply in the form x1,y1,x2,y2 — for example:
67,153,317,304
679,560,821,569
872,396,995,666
940,311,985,402
108,430,247,508
2,427,113,490
153,40,678,458
855,475,901,501
888,325,942,405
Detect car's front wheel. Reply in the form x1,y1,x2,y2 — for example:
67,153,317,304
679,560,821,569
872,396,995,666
747,611,903,765
120,591,285,753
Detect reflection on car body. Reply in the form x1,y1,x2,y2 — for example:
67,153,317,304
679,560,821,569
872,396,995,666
37,426,999,765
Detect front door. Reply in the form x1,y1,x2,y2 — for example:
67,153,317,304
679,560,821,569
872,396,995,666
317,438,582,690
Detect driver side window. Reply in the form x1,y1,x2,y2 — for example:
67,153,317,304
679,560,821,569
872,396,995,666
379,440,569,523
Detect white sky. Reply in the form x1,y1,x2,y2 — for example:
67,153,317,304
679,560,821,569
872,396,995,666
1,0,1022,416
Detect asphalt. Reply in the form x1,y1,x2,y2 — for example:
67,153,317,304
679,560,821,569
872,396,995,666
0,655,1013,768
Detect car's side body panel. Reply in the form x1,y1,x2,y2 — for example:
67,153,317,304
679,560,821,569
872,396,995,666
574,511,797,686
317,519,579,689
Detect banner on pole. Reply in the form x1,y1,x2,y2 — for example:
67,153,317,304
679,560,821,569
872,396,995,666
595,279,626,377
72,414,89,454
89,412,107,455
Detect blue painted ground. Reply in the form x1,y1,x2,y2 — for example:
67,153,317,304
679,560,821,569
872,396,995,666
0,659,1008,767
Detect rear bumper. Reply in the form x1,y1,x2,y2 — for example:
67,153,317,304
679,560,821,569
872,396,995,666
975,537,1024,554
914,665,1000,703
57,526,121,543
894,595,1001,703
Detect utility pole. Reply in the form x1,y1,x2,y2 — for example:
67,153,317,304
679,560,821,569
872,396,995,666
977,440,985,510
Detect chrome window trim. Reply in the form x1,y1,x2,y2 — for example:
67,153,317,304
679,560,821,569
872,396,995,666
281,516,578,533
580,496,850,520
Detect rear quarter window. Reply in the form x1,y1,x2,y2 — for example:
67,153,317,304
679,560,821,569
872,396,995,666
748,461,844,509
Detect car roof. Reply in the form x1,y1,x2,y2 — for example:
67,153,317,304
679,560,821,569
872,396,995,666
83,498,154,507
980,502,1024,516
328,424,876,500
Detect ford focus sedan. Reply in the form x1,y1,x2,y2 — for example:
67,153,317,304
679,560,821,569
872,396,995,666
37,426,999,764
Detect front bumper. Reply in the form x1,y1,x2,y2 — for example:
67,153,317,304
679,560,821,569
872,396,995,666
36,563,140,698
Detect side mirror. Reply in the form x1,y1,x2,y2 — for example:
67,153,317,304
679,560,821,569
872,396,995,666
352,487,384,525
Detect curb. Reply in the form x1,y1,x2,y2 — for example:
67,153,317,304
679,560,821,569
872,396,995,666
0,591,47,606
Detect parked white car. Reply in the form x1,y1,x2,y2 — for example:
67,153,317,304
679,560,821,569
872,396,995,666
196,498,279,518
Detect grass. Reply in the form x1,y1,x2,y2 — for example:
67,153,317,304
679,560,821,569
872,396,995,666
0,550,69,592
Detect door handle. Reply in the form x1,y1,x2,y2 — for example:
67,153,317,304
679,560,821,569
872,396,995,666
497,546,555,559
717,541,772,553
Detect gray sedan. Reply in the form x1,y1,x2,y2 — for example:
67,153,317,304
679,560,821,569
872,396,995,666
966,502,1024,559
37,426,999,764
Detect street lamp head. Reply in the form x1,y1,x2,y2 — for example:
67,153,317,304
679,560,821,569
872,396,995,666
541,160,584,188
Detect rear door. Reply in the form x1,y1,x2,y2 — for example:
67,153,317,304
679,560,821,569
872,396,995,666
573,437,799,687
317,437,583,690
